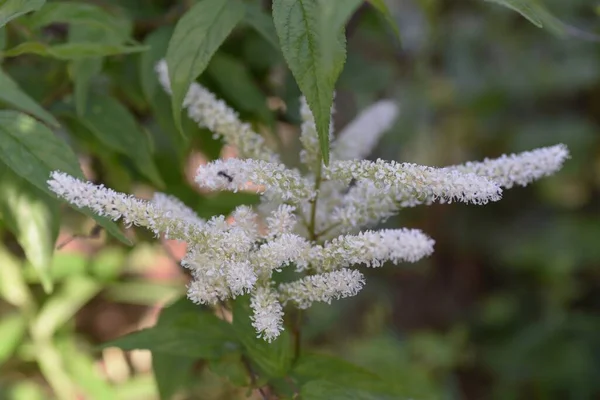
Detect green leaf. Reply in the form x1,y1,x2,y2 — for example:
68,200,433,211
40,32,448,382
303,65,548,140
0,110,130,245
243,2,279,50
300,381,399,400
58,338,119,399
153,352,195,400
484,0,544,27
272,0,348,165
232,295,293,378
365,0,400,39
0,69,60,128
67,24,109,117
103,298,238,359
482,0,600,39
31,276,101,339
292,353,406,396
70,57,102,116
0,245,33,309
208,353,249,387
2,41,148,60
152,299,197,400
166,0,245,132
0,313,26,365
0,0,44,28
77,93,164,187
206,53,271,120
139,25,173,102
25,1,131,40
0,164,59,293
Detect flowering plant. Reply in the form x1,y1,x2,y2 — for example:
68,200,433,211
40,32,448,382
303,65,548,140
46,57,569,396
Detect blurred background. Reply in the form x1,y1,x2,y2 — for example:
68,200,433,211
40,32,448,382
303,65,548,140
1,0,599,399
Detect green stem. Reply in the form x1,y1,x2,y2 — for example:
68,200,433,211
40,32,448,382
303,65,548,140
307,162,323,242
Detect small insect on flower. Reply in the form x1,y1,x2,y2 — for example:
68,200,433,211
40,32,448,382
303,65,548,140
217,171,234,183
46,60,570,342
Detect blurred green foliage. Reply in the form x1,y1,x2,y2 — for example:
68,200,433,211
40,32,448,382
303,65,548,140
0,0,598,399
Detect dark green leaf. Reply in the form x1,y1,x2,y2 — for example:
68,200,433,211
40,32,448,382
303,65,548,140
152,298,197,400
139,25,173,102
0,110,130,245
67,24,111,117
272,0,347,165
365,0,401,39
243,2,279,50
103,298,238,359
0,69,60,128
0,164,59,293
2,41,148,59
25,1,131,40
484,0,544,27
166,0,244,132
207,53,271,120
300,381,400,400
483,0,600,40
208,353,249,387
232,295,293,378
0,0,44,28
153,352,195,400
77,93,164,187
292,352,406,396
70,58,102,116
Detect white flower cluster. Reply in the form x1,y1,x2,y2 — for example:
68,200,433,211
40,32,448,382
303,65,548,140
47,60,570,342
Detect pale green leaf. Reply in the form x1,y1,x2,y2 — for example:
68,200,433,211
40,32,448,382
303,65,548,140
58,338,119,399
0,164,59,293
0,110,131,245
0,245,32,309
77,93,164,187
0,0,44,28
0,69,60,127
2,41,148,59
166,0,244,132
0,313,26,365
31,276,101,339
272,0,348,165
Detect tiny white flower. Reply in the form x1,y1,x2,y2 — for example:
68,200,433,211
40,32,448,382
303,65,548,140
327,159,503,206
444,144,570,189
265,204,298,238
251,233,311,275
195,158,314,203
224,260,257,297
310,228,435,272
279,269,365,309
155,60,278,163
152,192,205,226
250,286,284,342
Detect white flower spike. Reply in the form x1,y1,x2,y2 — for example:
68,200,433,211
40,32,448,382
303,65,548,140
46,64,569,342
